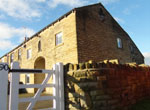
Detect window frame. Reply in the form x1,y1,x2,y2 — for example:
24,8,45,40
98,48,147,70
55,32,63,46
27,49,32,59
117,38,123,49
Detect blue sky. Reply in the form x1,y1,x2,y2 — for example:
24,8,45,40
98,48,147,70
0,0,150,64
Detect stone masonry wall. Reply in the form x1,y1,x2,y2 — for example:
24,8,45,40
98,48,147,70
64,61,150,110
76,4,144,64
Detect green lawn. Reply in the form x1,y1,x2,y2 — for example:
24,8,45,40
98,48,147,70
130,98,150,110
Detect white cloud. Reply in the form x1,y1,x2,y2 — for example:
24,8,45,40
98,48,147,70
0,22,35,50
114,17,125,24
0,40,16,50
0,22,35,40
48,0,88,8
36,0,46,2
0,0,41,19
98,0,120,5
143,52,150,65
18,28,36,42
0,23,15,39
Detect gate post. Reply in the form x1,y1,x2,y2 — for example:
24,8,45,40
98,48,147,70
9,62,20,110
0,63,9,110
57,63,64,110
53,63,59,110
53,62,64,110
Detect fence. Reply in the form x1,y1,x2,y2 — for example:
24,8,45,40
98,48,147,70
0,62,64,110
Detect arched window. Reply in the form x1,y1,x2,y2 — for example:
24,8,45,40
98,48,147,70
117,38,122,48
38,41,41,52
99,8,105,21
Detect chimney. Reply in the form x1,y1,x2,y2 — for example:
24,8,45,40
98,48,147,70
24,37,29,42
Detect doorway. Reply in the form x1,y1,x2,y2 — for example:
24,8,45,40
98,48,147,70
34,57,45,93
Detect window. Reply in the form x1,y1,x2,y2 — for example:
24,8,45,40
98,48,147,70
18,49,21,60
10,53,14,63
56,32,63,46
130,45,134,53
25,74,30,84
38,41,42,52
2,58,4,62
27,49,32,59
99,8,105,21
117,38,122,48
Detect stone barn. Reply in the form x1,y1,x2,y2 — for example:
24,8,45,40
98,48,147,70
0,3,144,93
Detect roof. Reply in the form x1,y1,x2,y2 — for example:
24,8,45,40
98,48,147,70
0,3,101,59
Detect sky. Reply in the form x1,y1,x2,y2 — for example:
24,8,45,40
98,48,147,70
0,0,150,65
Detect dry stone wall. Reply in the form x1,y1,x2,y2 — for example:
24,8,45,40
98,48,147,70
64,61,150,110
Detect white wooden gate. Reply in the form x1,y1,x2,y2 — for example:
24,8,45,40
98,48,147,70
0,62,64,110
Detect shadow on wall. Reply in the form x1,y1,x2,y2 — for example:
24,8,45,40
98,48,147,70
64,61,150,110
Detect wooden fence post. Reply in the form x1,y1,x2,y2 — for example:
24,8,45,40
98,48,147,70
9,62,20,110
0,63,9,110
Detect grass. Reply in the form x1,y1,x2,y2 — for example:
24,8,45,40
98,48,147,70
8,93,53,110
130,98,150,110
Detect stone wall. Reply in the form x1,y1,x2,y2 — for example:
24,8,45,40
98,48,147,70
64,61,150,110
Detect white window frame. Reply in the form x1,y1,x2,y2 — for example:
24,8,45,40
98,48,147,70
117,38,123,48
27,49,32,59
56,32,63,46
